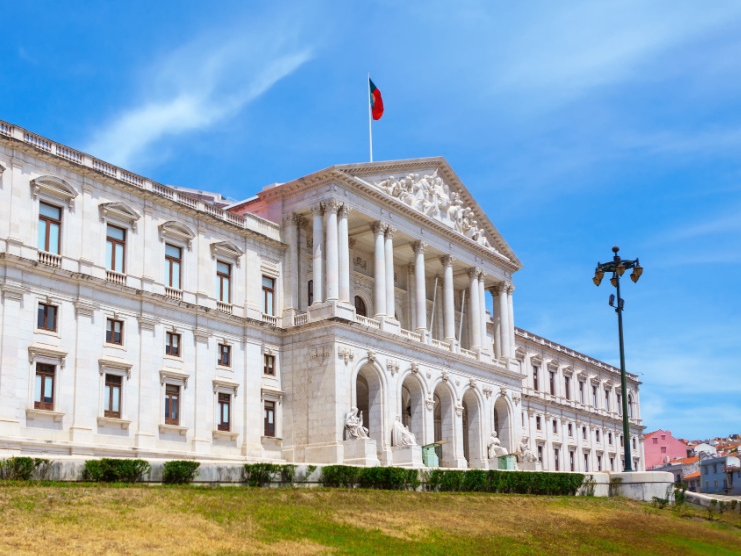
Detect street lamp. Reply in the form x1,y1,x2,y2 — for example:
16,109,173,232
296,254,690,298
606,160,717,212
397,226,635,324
593,246,643,472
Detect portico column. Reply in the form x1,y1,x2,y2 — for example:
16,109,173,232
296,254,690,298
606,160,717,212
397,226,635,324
284,214,299,317
441,256,455,342
372,221,387,317
324,200,339,301
498,283,511,358
385,227,396,319
478,271,488,350
311,204,324,304
507,285,516,357
490,286,502,358
338,204,351,303
468,268,481,349
413,241,427,334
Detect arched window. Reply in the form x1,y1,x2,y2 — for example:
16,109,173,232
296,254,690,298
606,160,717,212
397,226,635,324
354,295,367,317
628,394,634,418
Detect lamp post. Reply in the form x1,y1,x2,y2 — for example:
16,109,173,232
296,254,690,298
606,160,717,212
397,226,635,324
592,246,643,472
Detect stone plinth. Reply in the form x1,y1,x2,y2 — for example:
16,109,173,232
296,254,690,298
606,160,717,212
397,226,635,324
609,471,674,502
490,455,516,470
343,438,380,466
307,300,355,322
392,445,423,468
519,461,542,471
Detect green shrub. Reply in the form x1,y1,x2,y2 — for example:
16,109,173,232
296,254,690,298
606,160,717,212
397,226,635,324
280,464,297,486
162,461,200,484
320,465,361,488
673,484,687,507
357,467,419,490
0,457,51,480
426,469,584,495
243,463,279,487
83,458,150,483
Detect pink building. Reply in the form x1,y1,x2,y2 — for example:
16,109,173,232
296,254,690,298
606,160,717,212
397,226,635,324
644,430,688,469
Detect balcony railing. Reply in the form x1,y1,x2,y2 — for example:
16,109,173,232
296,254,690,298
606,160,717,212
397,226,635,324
460,348,477,359
217,301,233,315
293,313,308,326
105,270,126,286
38,251,61,268
165,287,183,301
261,313,277,325
431,338,451,351
356,315,381,329
400,328,423,342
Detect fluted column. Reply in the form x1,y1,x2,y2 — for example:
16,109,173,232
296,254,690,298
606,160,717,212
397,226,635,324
324,200,339,301
288,214,303,313
441,256,455,342
372,221,387,317
507,284,516,357
311,204,324,304
412,241,427,334
498,283,510,358
385,227,396,319
478,271,488,350
491,286,502,358
338,204,351,303
468,268,481,349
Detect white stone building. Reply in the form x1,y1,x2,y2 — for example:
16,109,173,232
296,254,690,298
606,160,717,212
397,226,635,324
0,120,645,470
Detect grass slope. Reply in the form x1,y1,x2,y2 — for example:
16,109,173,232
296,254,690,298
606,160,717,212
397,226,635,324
0,483,739,555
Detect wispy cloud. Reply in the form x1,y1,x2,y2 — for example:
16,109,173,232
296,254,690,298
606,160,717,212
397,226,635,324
85,18,313,168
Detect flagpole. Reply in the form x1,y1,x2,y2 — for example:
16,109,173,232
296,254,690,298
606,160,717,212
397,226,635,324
368,73,373,162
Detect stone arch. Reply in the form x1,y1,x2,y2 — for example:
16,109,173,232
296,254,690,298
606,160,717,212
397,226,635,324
493,395,514,454
351,359,386,453
432,379,458,467
354,294,370,317
462,387,485,468
399,371,426,447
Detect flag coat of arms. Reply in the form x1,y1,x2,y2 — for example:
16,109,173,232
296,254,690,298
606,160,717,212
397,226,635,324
369,78,384,120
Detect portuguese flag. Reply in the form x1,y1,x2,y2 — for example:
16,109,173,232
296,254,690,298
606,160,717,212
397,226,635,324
369,78,384,120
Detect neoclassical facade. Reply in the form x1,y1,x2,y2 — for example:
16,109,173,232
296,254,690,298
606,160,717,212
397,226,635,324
0,120,645,470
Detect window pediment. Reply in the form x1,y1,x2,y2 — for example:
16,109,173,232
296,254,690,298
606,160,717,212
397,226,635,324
98,356,133,378
547,360,559,372
160,367,189,388
530,355,543,367
211,241,243,266
30,175,78,208
213,377,240,394
99,202,141,230
562,365,574,377
159,221,196,249
28,343,67,368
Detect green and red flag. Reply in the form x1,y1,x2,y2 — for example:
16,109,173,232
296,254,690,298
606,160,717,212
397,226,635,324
369,78,384,120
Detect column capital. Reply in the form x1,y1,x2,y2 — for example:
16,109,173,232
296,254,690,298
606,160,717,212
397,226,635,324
348,237,357,249
477,268,486,280
507,283,516,294
385,226,397,239
412,240,427,255
339,203,352,217
310,203,324,215
292,213,307,227
371,221,387,235
467,267,480,280
440,255,455,268
323,198,340,213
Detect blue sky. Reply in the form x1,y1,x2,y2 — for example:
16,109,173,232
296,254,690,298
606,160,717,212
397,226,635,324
2,1,739,440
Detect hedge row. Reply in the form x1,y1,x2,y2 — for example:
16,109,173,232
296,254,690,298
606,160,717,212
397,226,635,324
426,469,585,495
0,457,51,480
83,459,152,483
320,465,420,490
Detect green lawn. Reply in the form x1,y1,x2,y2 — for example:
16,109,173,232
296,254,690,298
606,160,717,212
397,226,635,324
0,483,739,555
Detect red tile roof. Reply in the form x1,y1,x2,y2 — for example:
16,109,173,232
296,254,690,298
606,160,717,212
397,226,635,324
683,471,700,480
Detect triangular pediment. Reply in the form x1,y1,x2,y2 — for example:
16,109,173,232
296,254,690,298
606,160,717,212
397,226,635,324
334,158,521,268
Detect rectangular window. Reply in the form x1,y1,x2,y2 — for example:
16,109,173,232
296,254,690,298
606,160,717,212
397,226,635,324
217,261,231,303
652,437,658,444
264,354,275,375
106,224,126,273
632,438,636,449
605,389,610,411
537,445,543,463
264,400,276,437
165,244,182,289
584,453,589,472
592,385,598,407
579,381,585,404
34,363,55,410
164,384,180,425
536,416,541,430
532,366,539,390
661,446,667,454
38,202,61,254
596,429,601,442
617,393,622,414
549,371,555,395
106,318,123,345
262,276,275,315
620,435,624,447
307,280,314,305
597,455,602,471
218,344,231,367
564,376,570,400
166,332,181,357
104,374,122,418
37,303,58,331
552,419,557,434
608,432,613,445
610,457,615,471
582,426,587,440
554,448,560,471
218,393,231,431
569,451,575,472
568,423,573,436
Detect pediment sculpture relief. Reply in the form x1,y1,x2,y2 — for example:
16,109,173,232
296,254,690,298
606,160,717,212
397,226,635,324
371,171,493,250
